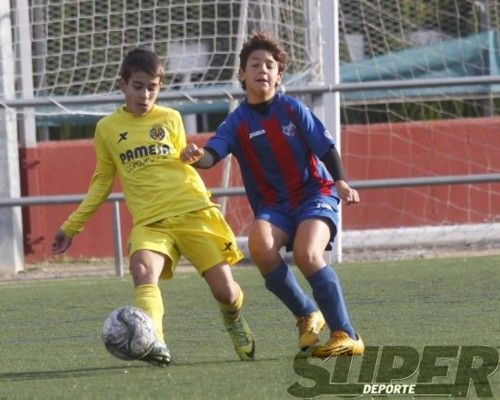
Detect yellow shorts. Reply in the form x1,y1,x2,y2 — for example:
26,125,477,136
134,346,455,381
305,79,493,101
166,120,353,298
128,206,244,280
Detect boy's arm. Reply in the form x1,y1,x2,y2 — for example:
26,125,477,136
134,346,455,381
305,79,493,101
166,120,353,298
52,228,73,254
180,143,219,168
52,127,116,253
292,99,360,205
172,110,220,168
320,146,345,182
59,166,115,235
320,145,360,205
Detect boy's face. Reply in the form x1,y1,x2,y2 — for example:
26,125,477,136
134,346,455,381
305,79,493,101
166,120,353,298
239,49,283,103
119,71,161,116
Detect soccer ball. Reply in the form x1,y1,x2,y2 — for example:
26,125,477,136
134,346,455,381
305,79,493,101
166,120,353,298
101,306,156,360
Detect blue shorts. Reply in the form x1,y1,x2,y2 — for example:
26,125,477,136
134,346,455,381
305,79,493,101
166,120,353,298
256,194,340,251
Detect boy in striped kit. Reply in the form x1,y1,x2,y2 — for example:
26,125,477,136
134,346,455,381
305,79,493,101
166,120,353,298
181,32,364,357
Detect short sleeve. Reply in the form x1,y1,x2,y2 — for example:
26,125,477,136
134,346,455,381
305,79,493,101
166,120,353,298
205,118,234,161
293,100,335,158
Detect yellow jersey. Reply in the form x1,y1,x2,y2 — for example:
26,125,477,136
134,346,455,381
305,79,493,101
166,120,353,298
61,105,215,236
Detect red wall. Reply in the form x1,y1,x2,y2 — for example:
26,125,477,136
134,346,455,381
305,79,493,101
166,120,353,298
342,118,500,229
19,118,500,262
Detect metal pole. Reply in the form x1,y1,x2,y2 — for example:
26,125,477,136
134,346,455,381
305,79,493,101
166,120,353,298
478,0,493,116
332,0,342,264
219,0,248,215
0,0,24,275
16,0,37,147
1,173,500,275
318,0,342,263
112,201,124,277
2,75,500,108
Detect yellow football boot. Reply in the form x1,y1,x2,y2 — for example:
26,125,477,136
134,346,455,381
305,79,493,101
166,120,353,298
312,330,364,358
296,310,326,350
222,313,255,361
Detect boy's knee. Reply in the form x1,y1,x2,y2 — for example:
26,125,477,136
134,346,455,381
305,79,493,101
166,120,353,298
130,261,158,285
129,250,165,285
293,248,324,270
249,240,281,266
213,282,240,305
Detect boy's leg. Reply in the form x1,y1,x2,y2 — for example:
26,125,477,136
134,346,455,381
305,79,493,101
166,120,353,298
130,249,171,366
293,219,364,357
171,206,253,360
203,263,255,361
249,219,324,349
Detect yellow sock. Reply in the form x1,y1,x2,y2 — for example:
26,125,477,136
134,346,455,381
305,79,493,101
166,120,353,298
219,283,244,323
134,284,165,342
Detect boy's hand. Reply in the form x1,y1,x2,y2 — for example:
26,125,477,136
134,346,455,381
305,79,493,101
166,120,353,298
335,180,360,205
180,143,204,164
52,228,73,254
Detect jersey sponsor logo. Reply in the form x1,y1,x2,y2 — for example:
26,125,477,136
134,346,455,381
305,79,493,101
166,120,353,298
119,144,171,165
150,124,166,141
249,128,266,139
282,122,296,137
117,132,128,143
222,241,233,252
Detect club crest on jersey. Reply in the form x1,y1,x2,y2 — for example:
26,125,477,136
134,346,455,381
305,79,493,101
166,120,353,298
149,125,166,141
282,122,296,137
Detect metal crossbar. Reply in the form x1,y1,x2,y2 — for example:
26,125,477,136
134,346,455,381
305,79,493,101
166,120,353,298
1,76,500,109
2,173,500,276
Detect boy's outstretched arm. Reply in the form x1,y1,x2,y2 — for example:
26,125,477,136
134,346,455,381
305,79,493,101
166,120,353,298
52,228,73,254
180,143,218,168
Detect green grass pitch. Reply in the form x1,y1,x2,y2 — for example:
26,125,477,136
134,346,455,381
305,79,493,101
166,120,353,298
0,255,499,399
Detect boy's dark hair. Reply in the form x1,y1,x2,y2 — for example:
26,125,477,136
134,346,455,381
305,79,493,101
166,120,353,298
238,31,288,90
119,48,165,84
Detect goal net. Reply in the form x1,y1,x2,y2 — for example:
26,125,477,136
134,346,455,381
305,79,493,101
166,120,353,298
3,0,324,262
337,0,500,257
9,1,321,98
2,0,500,263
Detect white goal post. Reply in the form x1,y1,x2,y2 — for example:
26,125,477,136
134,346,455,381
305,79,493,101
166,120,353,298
0,1,24,275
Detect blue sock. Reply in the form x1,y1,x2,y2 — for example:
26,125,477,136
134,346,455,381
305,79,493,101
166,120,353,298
264,261,317,317
307,266,356,339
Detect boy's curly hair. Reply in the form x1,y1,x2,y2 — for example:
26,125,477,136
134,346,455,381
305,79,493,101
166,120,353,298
119,48,165,84
238,31,288,90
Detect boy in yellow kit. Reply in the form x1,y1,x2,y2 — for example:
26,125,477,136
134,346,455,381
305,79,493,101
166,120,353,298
52,48,255,366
